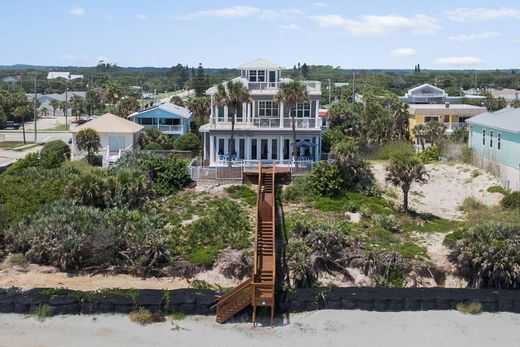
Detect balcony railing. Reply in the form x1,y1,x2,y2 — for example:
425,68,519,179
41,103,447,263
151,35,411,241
210,117,317,129
253,117,280,128
143,124,182,132
247,80,321,92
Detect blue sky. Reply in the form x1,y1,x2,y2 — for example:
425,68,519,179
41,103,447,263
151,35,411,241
1,0,519,69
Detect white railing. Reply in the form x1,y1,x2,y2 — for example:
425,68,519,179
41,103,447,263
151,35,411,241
247,80,321,92
253,117,280,128
283,118,316,128
211,117,317,129
143,124,182,132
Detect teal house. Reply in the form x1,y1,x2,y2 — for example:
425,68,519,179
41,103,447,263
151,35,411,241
466,108,520,190
129,102,191,137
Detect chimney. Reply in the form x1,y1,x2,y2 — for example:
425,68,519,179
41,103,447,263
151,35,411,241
445,102,450,108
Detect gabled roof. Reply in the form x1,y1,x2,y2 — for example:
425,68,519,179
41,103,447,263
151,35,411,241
408,104,486,116
407,83,446,96
47,72,70,80
129,102,192,119
238,58,283,70
466,108,520,134
71,113,143,134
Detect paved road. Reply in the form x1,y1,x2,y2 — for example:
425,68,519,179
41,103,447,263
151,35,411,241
0,130,71,143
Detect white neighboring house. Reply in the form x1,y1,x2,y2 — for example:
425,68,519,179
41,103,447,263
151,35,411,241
70,113,143,166
47,72,84,80
199,58,323,166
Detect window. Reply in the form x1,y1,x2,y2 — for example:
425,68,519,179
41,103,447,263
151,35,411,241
490,130,493,148
218,139,225,155
272,139,278,160
425,116,438,123
293,103,311,117
251,139,257,160
284,139,290,159
482,129,486,146
258,101,278,117
498,133,501,150
261,139,268,160
257,70,265,82
444,115,450,122
249,70,257,82
239,139,245,159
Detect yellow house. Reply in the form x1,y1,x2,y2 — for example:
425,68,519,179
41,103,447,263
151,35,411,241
408,103,486,136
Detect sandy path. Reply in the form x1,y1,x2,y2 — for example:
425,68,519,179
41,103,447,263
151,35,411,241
1,310,519,347
372,162,503,219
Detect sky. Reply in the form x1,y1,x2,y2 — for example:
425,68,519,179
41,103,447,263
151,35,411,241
1,0,519,69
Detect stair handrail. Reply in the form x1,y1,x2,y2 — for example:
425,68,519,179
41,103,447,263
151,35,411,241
211,278,252,308
253,162,263,277
271,163,276,285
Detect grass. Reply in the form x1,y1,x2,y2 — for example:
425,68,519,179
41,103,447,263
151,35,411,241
31,304,53,322
0,141,32,149
225,185,256,206
169,311,186,321
456,302,482,315
470,169,481,178
400,214,461,234
186,245,223,265
45,124,68,131
487,185,508,195
1,253,28,269
129,308,166,325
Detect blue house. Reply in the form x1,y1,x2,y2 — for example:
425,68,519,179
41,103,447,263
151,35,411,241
466,108,520,190
129,102,191,137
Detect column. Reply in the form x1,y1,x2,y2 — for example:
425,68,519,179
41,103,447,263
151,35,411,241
315,99,320,129
247,103,251,124
203,132,207,161
251,101,256,125
224,106,228,122
279,102,284,128
209,135,215,165
245,136,251,161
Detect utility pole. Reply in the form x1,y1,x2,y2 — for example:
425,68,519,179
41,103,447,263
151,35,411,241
33,75,37,143
65,80,69,131
328,79,331,105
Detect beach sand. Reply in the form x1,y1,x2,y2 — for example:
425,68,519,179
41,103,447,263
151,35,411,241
1,310,519,347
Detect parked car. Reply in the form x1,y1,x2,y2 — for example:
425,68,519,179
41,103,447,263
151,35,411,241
3,121,21,129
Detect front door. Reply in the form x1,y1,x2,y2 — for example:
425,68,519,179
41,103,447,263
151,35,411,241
109,135,125,151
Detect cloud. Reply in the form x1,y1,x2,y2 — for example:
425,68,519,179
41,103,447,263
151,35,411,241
178,6,302,21
59,53,88,61
448,31,500,42
390,48,417,58
279,23,301,33
310,14,440,36
446,7,520,22
68,7,85,16
136,14,149,21
435,56,482,66
313,2,328,7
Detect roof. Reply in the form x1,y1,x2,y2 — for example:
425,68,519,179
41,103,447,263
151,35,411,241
128,102,192,119
70,113,144,134
466,108,520,134
47,72,70,80
407,83,446,96
408,104,486,116
238,58,283,70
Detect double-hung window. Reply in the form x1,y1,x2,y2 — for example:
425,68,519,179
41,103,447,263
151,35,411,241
490,130,494,148
294,103,311,117
258,101,278,117
482,129,486,146
257,70,265,82
249,70,257,82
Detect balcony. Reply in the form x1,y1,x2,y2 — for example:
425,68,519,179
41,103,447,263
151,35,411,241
246,80,321,93
143,124,183,133
209,117,317,129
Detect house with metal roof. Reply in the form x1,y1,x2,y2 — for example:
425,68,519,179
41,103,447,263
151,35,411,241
199,58,322,166
47,72,83,80
466,108,520,190
408,103,486,134
128,102,191,137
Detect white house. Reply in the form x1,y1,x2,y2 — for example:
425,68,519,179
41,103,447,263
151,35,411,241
70,113,143,163
199,58,323,166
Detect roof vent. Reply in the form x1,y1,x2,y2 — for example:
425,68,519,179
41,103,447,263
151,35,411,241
445,102,450,108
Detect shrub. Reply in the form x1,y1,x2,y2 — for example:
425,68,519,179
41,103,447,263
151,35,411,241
282,176,311,202
174,133,200,156
138,128,168,149
449,222,520,289
373,214,400,233
187,245,222,265
4,152,40,173
32,304,53,322
225,185,256,206
361,141,414,160
40,140,71,168
308,162,342,197
461,146,473,164
470,169,480,178
458,197,485,212
321,127,345,153
75,128,101,162
456,302,482,315
129,308,165,325
487,185,507,195
143,142,163,150
501,192,520,209
418,144,439,163
1,253,28,269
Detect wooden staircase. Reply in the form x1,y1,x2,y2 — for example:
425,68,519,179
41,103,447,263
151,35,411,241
213,163,277,326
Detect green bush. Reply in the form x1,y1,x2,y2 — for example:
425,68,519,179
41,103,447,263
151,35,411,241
449,222,520,289
501,192,520,209
321,127,345,153
174,133,200,156
418,145,439,163
40,140,71,168
461,146,473,164
4,153,40,173
283,176,311,202
143,142,163,150
487,185,508,195
225,185,256,206
187,245,223,265
361,141,414,160
309,162,342,197
117,151,191,195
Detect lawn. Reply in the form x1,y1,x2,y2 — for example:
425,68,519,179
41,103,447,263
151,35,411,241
0,141,35,149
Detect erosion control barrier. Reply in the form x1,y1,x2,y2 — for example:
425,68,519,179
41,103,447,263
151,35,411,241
2,287,520,317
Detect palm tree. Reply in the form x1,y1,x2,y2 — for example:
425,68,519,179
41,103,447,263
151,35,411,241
213,81,250,164
40,107,49,118
276,80,308,160
116,97,140,118
169,95,185,107
425,120,446,145
386,151,429,211
50,99,60,117
413,124,428,151
59,101,69,130
391,101,410,141
13,104,32,144
75,128,101,162
186,96,211,126
70,95,85,121
104,81,123,113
